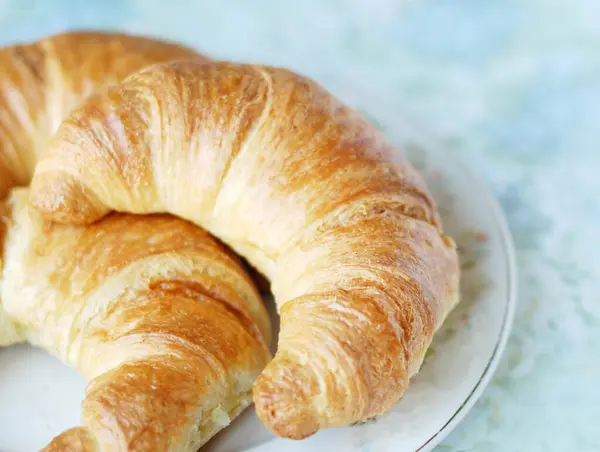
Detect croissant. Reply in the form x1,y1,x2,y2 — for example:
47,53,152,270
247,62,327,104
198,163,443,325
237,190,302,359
0,189,271,450
30,61,461,439
0,30,205,199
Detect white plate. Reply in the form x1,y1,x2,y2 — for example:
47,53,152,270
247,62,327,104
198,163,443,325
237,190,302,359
0,113,516,452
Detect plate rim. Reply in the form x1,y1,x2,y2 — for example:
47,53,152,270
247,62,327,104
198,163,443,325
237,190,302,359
413,136,518,452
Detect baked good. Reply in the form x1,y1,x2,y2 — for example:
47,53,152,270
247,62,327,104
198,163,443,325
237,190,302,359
0,189,271,450
0,30,206,199
30,61,461,439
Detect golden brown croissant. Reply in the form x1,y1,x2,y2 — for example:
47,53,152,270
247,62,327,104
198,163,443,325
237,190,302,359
0,30,206,199
30,61,461,439
0,188,271,450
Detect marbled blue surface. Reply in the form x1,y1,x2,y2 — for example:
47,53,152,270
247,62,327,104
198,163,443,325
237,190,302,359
1,0,598,450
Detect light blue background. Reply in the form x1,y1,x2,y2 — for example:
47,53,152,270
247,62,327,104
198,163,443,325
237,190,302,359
1,1,598,450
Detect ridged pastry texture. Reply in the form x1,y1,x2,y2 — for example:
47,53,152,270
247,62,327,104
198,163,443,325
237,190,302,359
0,30,206,199
0,189,271,451
30,61,461,439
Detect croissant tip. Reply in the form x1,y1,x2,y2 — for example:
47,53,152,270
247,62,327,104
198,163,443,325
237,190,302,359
252,362,319,440
30,171,107,225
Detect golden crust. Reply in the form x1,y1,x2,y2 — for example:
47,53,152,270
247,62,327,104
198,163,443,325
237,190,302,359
0,31,206,198
30,61,461,439
1,189,271,450
43,427,97,452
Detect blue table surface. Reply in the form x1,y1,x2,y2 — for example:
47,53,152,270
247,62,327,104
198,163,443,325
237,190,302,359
0,0,598,450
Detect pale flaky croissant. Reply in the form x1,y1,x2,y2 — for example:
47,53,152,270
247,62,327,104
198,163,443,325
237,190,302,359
0,30,206,199
30,61,461,439
0,188,271,450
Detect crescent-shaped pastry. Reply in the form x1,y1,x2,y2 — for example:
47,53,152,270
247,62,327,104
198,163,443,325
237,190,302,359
30,61,460,439
0,189,271,450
